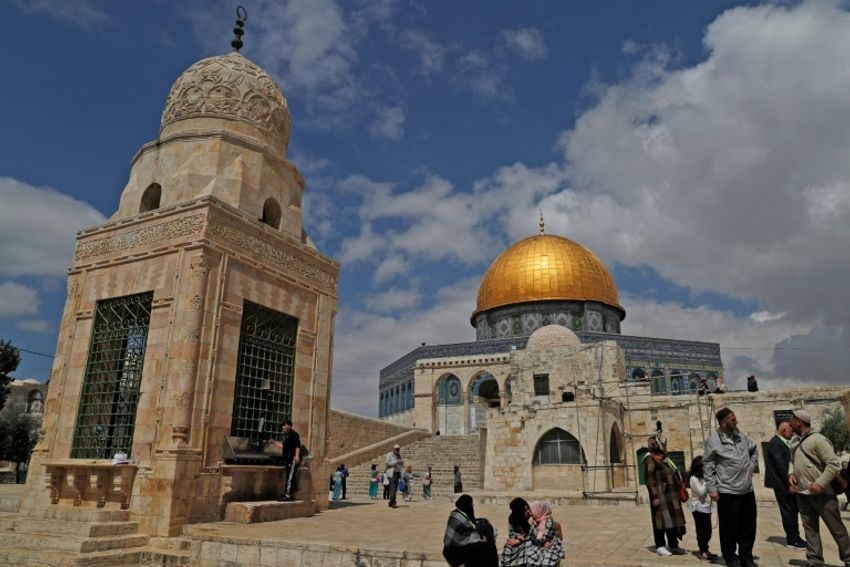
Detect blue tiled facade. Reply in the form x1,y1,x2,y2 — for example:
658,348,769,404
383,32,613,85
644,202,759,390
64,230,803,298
378,331,723,418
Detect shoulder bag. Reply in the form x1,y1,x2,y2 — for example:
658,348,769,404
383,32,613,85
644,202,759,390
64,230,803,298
797,434,849,493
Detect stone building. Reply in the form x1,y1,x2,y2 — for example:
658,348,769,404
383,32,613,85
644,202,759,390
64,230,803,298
378,224,850,498
17,48,338,536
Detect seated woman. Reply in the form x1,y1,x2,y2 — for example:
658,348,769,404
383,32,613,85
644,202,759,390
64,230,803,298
442,494,496,567
501,497,532,567
526,501,565,566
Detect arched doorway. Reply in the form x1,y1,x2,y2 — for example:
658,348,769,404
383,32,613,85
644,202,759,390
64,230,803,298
435,374,463,435
468,372,499,432
609,423,626,488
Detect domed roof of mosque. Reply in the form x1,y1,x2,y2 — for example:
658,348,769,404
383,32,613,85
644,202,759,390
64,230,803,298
160,52,291,153
473,232,623,320
526,324,582,351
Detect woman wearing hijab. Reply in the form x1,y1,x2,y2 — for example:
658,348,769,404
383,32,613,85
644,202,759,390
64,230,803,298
501,497,532,566
442,494,491,567
643,433,687,556
526,500,565,566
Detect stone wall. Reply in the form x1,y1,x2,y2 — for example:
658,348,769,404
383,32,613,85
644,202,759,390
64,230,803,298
326,409,418,460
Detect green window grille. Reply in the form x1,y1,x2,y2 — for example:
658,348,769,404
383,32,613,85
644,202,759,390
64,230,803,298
71,292,153,459
230,301,298,442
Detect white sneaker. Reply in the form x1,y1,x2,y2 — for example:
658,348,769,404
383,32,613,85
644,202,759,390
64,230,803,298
656,546,673,556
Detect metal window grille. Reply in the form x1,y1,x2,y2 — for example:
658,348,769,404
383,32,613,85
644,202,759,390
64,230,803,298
533,373,550,396
230,301,298,442
71,292,153,459
534,429,586,464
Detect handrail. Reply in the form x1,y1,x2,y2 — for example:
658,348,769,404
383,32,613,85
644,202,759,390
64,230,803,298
327,429,430,468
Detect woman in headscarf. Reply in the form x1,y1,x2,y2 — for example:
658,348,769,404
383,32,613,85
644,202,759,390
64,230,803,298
501,497,532,566
525,500,564,566
643,433,686,556
442,494,491,567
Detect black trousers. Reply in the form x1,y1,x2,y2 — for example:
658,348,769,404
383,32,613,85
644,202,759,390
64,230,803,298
388,471,401,506
773,487,800,541
341,477,347,499
692,511,712,553
653,527,680,549
717,491,757,563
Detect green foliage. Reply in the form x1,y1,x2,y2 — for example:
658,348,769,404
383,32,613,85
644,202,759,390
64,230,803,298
820,407,849,454
0,401,41,482
0,340,22,412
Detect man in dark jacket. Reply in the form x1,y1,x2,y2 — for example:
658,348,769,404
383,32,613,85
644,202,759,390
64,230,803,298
764,421,806,549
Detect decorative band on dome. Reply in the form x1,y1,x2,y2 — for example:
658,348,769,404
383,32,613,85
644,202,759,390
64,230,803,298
160,53,291,152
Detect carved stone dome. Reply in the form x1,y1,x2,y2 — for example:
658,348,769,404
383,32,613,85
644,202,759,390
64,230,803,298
160,52,291,153
474,234,624,319
526,324,581,351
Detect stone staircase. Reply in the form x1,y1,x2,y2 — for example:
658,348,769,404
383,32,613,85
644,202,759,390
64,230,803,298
341,435,481,499
0,507,191,566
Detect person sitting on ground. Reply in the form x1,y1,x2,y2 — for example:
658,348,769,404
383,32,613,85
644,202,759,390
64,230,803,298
501,497,532,567
526,500,565,566
442,494,494,567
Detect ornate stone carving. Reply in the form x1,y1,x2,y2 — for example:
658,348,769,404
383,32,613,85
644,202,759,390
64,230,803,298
183,328,201,342
174,392,193,410
189,295,204,310
161,53,291,153
208,219,337,289
189,255,211,277
74,214,205,261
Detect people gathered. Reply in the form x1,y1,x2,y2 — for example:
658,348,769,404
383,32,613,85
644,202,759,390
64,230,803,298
442,494,498,567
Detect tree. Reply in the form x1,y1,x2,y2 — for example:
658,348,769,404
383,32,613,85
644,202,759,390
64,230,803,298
0,401,40,483
820,407,849,454
0,340,22,412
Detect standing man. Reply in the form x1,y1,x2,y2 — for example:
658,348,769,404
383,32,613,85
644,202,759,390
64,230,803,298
269,419,301,501
788,409,850,567
764,421,806,549
385,444,404,508
703,407,759,567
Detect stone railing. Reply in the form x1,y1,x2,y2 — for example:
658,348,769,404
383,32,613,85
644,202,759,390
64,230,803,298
326,429,431,469
44,460,137,509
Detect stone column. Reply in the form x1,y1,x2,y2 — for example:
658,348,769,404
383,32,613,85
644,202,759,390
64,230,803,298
165,251,211,446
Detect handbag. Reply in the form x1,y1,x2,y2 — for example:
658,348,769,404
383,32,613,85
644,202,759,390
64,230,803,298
796,433,849,494
678,484,690,503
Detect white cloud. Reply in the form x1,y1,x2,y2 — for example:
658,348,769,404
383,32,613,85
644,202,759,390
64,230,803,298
0,282,38,318
398,30,448,77
501,27,547,60
369,106,406,140
0,177,105,277
331,277,478,416
16,0,108,27
360,287,421,313
456,49,510,100
15,319,53,333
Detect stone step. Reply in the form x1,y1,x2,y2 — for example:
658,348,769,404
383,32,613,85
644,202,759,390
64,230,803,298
0,516,139,537
137,546,193,567
222,499,316,523
0,546,144,567
21,506,131,523
0,530,148,553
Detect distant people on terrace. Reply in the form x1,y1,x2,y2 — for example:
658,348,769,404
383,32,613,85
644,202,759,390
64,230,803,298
746,375,758,392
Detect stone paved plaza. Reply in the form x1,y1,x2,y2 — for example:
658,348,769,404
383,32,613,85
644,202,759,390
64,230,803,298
181,495,850,566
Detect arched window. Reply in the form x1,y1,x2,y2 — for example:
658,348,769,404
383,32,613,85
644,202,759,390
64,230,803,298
262,198,281,229
140,183,162,213
609,424,623,464
27,390,44,413
630,367,647,381
533,428,586,465
436,375,462,405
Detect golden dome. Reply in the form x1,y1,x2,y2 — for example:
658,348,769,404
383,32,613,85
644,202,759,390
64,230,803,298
473,234,623,320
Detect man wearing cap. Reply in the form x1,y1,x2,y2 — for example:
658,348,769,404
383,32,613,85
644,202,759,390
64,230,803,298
385,444,404,508
764,421,806,549
703,408,759,567
788,409,850,567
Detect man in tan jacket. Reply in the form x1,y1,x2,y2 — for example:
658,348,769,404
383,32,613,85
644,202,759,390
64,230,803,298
788,409,850,567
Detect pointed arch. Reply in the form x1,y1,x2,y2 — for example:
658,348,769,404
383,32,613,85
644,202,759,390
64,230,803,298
139,183,162,213
262,197,282,229
609,423,624,464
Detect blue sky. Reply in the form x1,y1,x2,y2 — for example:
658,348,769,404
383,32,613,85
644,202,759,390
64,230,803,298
2,0,850,416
